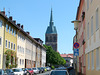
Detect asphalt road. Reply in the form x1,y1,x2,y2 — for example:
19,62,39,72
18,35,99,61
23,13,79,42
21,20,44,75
36,71,51,75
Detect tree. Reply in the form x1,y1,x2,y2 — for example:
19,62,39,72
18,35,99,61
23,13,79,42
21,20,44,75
44,45,66,66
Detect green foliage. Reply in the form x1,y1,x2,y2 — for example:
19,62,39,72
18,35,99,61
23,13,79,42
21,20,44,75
44,45,66,66
5,50,17,69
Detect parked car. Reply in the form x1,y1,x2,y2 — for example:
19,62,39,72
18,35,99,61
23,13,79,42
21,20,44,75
22,68,28,75
40,67,45,73
50,70,69,75
43,67,47,72
46,67,51,71
5,69,14,75
27,68,34,75
0,69,7,75
12,68,25,75
32,67,39,74
56,67,67,70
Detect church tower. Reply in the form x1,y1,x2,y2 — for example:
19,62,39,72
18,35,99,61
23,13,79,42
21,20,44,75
45,9,57,52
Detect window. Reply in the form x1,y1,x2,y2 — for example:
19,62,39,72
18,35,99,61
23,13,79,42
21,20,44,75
22,60,24,65
14,30,16,36
5,40,7,48
88,53,90,70
14,44,15,50
96,8,99,30
91,51,94,70
6,24,8,32
20,59,21,65
11,43,13,50
8,41,10,49
12,28,13,35
0,37,2,46
17,46,19,52
9,26,11,33
87,23,89,39
23,48,24,54
87,0,89,10
20,46,21,52
0,20,2,27
91,16,93,36
96,48,100,70
27,60,28,65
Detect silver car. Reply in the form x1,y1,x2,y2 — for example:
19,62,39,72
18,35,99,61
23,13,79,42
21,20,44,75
32,68,39,74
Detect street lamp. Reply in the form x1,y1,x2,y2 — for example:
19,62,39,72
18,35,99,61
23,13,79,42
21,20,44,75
71,20,81,75
71,20,81,42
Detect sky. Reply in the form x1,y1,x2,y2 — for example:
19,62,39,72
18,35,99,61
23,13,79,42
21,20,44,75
0,0,80,54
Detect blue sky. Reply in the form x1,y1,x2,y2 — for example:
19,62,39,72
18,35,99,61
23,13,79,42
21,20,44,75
0,0,80,54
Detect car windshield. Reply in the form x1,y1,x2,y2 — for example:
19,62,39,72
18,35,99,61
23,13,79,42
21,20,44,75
32,68,36,70
27,68,32,70
6,69,11,73
13,69,22,72
38,68,40,70
50,71,67,75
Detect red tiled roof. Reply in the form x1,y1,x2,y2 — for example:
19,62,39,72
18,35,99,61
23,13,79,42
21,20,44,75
60,54,73,58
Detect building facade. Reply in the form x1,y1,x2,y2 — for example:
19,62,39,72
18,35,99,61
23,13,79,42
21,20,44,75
45,9,57,52
76,0,86,75
0,12,5,69
0,10,46,69
17,31,25,68
85,0,100,75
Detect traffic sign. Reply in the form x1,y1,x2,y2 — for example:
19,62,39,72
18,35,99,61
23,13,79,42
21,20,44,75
73,42,79,49
74,49,79,56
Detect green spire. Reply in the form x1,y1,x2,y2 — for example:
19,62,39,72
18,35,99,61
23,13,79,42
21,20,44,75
50,8,54,26
50,8,53,23
46,8,57,34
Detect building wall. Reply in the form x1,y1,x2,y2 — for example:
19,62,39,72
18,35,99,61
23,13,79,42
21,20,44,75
42,48,46,67
25,37,32,68
17,32,25,68
0,17,4,69
85,0,100,75
45,34,57,52
36,46,40,67
4,20,17,69
76,0,86,74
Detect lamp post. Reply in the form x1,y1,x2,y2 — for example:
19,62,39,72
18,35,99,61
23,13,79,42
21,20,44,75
71,20,81,75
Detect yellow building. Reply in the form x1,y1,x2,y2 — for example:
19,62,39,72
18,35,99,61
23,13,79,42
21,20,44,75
0,11,17,69
85,0,100,75
0,11,5,69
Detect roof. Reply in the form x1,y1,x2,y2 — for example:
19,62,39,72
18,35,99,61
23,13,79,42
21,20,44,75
0,11,46,50
46,8,57,34
60,54,73,58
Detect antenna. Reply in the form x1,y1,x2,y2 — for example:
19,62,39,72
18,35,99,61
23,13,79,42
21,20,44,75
8,8,10,17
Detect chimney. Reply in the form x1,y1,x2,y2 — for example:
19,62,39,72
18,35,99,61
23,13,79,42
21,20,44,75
9,16,13,20
1,11,5,15
26,31,30,35
21,25,23,29
17,23,20,27
13,20,16,24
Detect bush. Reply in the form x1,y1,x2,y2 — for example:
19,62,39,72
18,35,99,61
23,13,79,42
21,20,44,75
51,66,55,69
